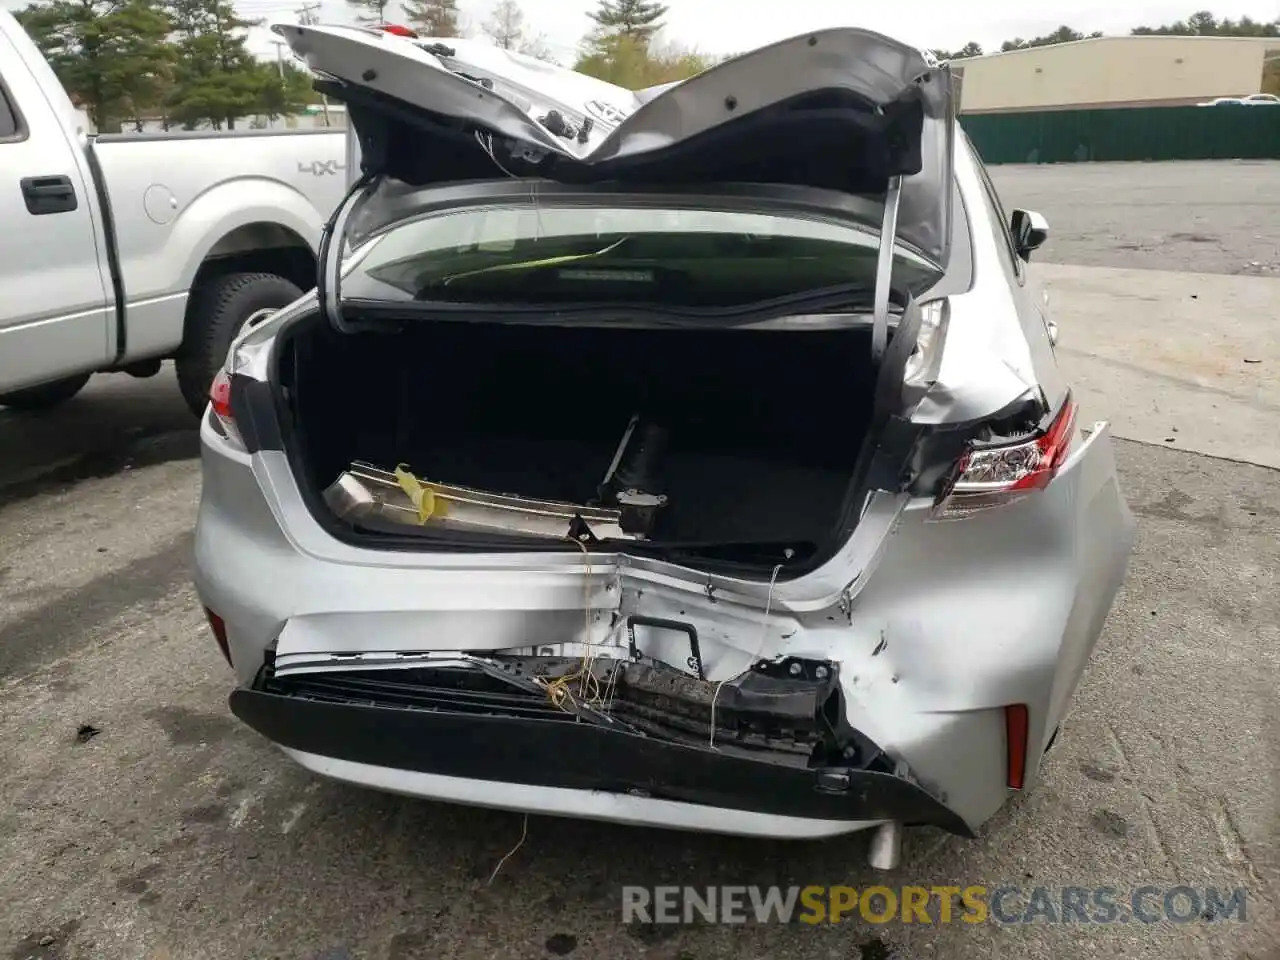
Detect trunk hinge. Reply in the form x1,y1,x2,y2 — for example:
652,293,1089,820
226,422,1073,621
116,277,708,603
870,175,903,366
317,170,375,335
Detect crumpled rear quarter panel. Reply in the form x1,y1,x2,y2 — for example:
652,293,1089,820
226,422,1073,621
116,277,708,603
821,422,1135,827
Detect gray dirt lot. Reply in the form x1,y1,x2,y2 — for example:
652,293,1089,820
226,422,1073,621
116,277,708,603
1,160,1278,960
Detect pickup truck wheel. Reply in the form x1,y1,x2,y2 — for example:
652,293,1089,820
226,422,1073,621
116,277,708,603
0,373,92,411
176,272,303,418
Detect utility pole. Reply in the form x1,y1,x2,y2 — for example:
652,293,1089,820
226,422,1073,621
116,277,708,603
295,2,321,25
294,2,329,126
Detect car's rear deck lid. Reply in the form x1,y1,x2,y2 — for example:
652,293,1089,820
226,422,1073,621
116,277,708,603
276,23,954,353
276,23,953,257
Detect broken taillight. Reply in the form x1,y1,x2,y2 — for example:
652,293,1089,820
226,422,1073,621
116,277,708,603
931,392,1078,519
209,368,233,422
207,368,246,449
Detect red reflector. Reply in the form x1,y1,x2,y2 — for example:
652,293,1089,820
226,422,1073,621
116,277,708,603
209,369,233,421
204,607,233,667
1005,703,1030,790
377,23,418,37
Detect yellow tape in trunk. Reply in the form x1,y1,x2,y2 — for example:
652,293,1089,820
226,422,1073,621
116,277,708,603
393,464,442,525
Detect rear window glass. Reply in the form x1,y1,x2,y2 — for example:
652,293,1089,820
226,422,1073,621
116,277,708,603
343,203,944,309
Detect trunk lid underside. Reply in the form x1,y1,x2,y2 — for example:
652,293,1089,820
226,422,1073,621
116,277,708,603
274,22,955,270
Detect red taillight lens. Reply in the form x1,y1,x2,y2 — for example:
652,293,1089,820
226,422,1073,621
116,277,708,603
204,607,232,667
932,393,1079,518
376,23,418,37
209,369,233,422
1005,703,1030,790
207,368,246,449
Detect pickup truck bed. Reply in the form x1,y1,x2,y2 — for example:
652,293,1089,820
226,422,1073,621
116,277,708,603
0,10,347,414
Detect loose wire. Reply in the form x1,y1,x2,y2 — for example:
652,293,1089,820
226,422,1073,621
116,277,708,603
708,563,783,749
486,813,529,886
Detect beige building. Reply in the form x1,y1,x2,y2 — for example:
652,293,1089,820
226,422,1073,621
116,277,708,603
953,35,1280,113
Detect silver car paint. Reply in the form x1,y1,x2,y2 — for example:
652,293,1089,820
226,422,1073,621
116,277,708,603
907,138,1067,425
90,130,348,361
194,121,1135,837
0,14,115,390
0,10,347,395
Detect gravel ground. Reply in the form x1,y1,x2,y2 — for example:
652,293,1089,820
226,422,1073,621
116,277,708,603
0,428,1274,960
989,160,1280,277
1,160,1277,960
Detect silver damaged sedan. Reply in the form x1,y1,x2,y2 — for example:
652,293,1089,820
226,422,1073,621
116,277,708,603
193,23,1136,867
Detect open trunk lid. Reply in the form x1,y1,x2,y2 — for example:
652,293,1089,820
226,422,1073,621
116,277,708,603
276,23,955,348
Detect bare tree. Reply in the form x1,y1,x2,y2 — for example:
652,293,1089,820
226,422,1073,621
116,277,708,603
483,0,524,49
520,33,554,60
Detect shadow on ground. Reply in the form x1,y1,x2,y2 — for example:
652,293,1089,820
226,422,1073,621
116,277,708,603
0,365,198,508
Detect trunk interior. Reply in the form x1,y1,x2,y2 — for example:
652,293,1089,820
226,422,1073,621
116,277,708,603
277,315,884,568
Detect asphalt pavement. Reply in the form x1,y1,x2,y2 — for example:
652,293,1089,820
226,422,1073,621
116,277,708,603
1,160,1277,960
990,159,1280,277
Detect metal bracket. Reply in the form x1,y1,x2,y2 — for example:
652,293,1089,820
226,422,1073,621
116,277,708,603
870,175,903,365
626,615,705,680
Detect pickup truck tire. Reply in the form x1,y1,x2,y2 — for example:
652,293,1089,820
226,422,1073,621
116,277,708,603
176,272,303,418
0,372,92,411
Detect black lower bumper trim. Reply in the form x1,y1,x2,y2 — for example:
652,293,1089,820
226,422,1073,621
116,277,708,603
229,687,973,835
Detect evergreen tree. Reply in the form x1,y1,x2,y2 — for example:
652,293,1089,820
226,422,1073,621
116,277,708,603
255,60,319,123
403,0,461,37
585,0,667,50
930,41,983,61
15,0,175,132
164,0,266,129
1133,11,1280,36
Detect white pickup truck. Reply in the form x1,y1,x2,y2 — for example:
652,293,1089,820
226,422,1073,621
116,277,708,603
0,10,347,415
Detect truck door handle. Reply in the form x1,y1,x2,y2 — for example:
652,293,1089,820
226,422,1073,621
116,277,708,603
21,175,78,215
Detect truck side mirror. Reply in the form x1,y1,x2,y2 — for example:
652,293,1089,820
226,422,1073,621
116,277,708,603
1010,209,1049,261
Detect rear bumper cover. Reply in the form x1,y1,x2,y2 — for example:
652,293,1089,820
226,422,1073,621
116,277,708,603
228,682,973,837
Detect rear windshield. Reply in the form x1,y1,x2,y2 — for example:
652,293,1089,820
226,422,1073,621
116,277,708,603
341,202,944,310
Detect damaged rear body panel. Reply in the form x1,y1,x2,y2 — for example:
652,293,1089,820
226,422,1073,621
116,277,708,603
232,652,970,836
202,409,1131,838
193,23,1135,854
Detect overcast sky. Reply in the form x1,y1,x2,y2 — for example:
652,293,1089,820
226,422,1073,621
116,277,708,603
5,0,1278,62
